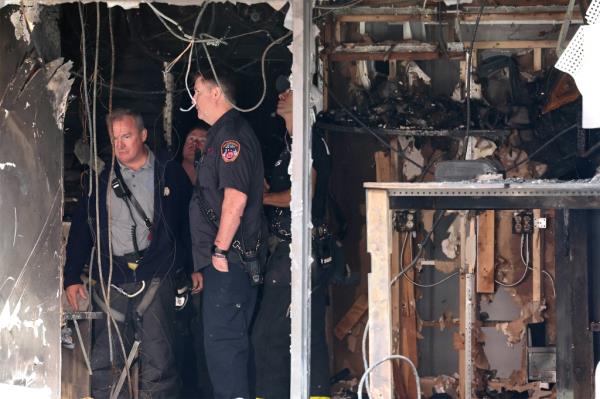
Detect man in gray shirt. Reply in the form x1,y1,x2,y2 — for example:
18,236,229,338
109,148,154,259
64,109,192,398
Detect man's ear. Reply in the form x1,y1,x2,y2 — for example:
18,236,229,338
211,84,222,100
141,128,148,142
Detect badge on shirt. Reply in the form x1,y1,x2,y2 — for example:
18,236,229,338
221,140,240,163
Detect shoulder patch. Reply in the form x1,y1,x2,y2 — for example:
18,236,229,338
221,140,240,163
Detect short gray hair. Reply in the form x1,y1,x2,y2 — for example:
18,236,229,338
106,108,145,133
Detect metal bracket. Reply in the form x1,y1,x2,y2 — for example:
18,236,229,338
534,218,547,229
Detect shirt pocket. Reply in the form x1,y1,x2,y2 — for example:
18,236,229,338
197,151,218,190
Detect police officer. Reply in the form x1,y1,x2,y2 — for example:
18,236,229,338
188,70,264,399
252,88,332,398
64,108,191,398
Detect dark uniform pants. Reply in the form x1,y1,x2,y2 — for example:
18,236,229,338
252,240,331,399
202,262,258,399
91,277,181,399
173,293,213,399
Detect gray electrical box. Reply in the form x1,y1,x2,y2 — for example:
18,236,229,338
528,347,557,383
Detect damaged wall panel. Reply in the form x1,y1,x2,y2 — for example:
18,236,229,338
0,6,72,398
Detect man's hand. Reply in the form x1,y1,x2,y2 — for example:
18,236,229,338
65,283,88,311
212,254,229,272
191,272,204,294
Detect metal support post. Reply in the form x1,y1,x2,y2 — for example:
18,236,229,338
290,1,313,398
463,214,477,399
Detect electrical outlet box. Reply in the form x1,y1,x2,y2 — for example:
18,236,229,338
513,211,534,234
393,210,418,232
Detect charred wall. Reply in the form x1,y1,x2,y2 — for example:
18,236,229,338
0,4,72,398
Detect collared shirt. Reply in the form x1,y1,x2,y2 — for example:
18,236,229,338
109,148,155,256
189,109,264,269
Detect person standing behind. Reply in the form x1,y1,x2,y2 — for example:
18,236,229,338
252,87,332,399
182,126,208,185
64,108,192,398
178,124,213,398
188,70,264,399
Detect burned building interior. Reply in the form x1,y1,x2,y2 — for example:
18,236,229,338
1,0,600,398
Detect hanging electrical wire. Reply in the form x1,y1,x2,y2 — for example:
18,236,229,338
71,71,187,95
180,2,209,112
361,321,372,398
390,211,446,286
541,270,556,297
361,321,421,399
146,2,222,45
495,233,530,287
90,2,112,365
462,0,486,155
506,124,578,172
78,5,130,389
492,231,556,296
145,2,292,114
397,231,459,288
198,30,292,113
106,4,119,379
358,354,421,399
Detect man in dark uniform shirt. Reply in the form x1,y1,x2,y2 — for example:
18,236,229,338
252,88,332,398
188,70,264,399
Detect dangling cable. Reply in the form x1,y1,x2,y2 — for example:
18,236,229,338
199,30,292,113
89,2,117,366
462,1,485,159
179,2,208,112
495,233,529,287
390,212,446,286
104,5,133,389
361,321,372,398
357,355,421,399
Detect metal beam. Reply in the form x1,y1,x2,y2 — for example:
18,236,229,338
315,121,510,140
363,181,600,209
290,1,312,398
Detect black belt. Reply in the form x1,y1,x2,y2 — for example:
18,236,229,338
272,229,291,242
113,249,146,266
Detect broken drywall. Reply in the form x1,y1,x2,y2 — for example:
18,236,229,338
398,137,425,181
8,3,39,43
496,301,546,345
45,59,73,130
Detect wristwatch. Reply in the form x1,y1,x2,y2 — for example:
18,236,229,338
211,245,229,257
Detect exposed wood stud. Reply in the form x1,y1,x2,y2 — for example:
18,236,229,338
334,294,369,340
366,188,394,399
533,47,543,71
476,211,495,294
400,229,418,398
